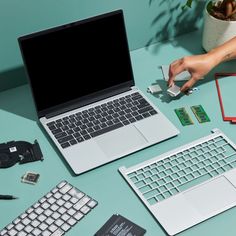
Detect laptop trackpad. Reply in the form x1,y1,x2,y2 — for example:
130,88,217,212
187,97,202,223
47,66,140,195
95,125,147,158
184,176,236,216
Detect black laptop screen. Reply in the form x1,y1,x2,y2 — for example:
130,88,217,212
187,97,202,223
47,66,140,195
18,10,134,116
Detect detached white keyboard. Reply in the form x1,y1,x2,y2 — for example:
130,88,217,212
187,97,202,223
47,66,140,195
0,181,98,236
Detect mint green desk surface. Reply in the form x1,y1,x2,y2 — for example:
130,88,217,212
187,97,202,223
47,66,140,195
1,31,236,236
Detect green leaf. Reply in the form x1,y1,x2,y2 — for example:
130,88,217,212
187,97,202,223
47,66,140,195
186,0,193,8
181,0,193,11
206,1,213,13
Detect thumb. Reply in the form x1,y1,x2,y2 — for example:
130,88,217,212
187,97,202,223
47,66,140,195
180,77,197,93
168,76,175,88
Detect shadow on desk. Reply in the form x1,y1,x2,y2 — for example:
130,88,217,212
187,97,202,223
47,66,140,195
0,84,37,121
145,1,205,55
152,78,210,103
0,66,27,93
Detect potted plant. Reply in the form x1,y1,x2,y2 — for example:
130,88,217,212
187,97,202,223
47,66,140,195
183,0,236,51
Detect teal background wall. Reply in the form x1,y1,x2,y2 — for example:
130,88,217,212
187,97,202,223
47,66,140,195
0,0,205,92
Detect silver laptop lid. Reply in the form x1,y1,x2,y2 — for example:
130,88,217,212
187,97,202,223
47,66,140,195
18,9,134,119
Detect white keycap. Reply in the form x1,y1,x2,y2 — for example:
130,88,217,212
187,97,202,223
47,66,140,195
38,214,47,222
42,202,50,209
35,207,44,215
49,224,58,232
22,218,31,226
74,212,84,221
80,205,90,214
46,192,53,198
15,223,24,231
74,196,90,210
51,228,64,236
52,212,60,220
39,222,48,231
82,196,91,203
57,181,67,188
6,224,14,230
20,213,27,219
75,192,84,199
68,188,77,196
68,218,77,226
26,208,34,214
58,206,66,214
25,225,33,233
17,232,27,236
33,203,40,208
54,192,62,199
64,202,72,209
61,223,71,232
44,209,53,217
56,199,65,206
31,220,40,228
39,197,47,203
87,200,97,208
70,197,78,204
32,228,42,236
62,194,71,201
13,218,20,224
51,188,58,194
8,229,17,236
42,230,51,236
59,184,72,194
67,208,76,216
55,219,64,227
28,212,37,220
0,229,7,236
48,197,56,204
50,204,59,211
45,217,54,225
61,213,70,221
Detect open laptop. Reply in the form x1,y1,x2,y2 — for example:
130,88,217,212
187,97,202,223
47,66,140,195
18,9,179,175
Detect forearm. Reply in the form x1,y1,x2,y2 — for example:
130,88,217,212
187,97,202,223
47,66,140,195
207,36,236,67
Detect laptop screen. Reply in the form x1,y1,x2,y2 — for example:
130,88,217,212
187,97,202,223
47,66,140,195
18,10,134,117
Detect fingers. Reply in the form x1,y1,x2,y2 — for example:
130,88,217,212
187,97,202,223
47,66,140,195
168,57,198,93
168,58,186,87
180,77,198,93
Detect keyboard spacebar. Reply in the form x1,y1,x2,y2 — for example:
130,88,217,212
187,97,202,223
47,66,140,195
90,123,123,138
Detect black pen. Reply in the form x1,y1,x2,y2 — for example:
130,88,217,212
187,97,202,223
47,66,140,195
0,195,18,200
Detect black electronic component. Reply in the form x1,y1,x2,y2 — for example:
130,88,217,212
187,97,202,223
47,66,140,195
95,214,146,236
0,140,43,168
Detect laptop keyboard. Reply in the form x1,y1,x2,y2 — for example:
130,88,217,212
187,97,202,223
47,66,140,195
120,132,236,205
46,92,157,148
0,181,97,236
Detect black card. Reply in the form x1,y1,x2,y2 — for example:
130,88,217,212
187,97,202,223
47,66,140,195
94,214,146,236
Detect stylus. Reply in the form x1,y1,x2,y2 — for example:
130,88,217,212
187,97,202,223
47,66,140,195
0,195,18,200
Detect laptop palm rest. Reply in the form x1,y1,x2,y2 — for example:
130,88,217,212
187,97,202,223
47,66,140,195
184,176,236,216
95,125,147,159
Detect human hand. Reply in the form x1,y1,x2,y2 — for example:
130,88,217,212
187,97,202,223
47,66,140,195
168,54,215,92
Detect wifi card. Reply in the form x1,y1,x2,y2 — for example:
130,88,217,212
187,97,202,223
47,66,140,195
175,107,194,126
191,105,210,123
